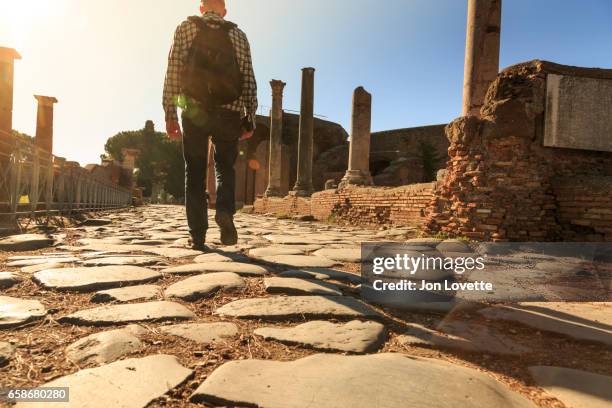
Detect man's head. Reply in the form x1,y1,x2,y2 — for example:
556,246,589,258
200,0,227,18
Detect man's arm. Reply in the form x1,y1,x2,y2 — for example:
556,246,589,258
163,21,196,138
234,30,258,129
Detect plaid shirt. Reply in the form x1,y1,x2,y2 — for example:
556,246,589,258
163,12,258,124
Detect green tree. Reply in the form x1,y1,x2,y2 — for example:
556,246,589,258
104,121,184,199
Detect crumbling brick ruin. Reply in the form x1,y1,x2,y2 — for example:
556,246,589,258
425,61,612,241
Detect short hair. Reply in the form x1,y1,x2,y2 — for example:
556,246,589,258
202,0,225,7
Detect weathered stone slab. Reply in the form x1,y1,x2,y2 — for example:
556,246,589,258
0,234,55,252
0,341,15,366
161,262,268,277
191,353,535,408
0,272,21,289
91,285,160,303
313,248,361,263
58,301,195,326
216,296,379,320
17,355,193,408
193,253,235,263
529,366,612,408
65,325,146,365
33,266,161,292
479,302,612,346
21,262,65,274
263,235,318,245
279,269,361,284
255,320,386,353
160,323,238,344
544,74,612,152
398,321,532,355
261,255,339,268
249,246,305,258
165,273,245,301
143,247,203,259
264,277,342,296
0,296,47,329
81,256,162,267
7,257,80,267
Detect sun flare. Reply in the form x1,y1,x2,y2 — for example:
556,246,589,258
1,0,64,48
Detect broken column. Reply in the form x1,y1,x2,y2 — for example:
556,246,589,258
34,95,58,153
462,0,502,117
291,67,315,197
0,47,21,137
340,86,373,187
265,79,286,197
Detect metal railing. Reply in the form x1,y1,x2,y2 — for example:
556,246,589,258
0,129,132,225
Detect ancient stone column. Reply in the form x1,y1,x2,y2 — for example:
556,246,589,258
291,67,315,197
0,48,21,137
265,79,286,197
462,0,502,117
34,95,59,153
340,86,373,187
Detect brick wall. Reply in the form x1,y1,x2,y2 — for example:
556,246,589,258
553,176,612,241
254,183,437,227
425,61,612,241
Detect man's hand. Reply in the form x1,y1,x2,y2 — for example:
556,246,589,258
240,128,254,141
166,120,182,141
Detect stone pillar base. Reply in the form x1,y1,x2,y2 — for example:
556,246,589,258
288,188,313,198
339,170,373,188
264,188,284,198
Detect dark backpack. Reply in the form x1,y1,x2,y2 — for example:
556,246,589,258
181,16,243,107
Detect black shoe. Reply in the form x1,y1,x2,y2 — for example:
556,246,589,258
215,212,238,246
189,234,207,252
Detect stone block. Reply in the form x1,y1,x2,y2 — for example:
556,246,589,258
544,74,612,152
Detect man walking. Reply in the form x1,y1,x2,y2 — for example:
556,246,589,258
163,0,257,250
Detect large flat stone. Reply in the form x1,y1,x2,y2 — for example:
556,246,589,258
264,277,343,296
65,325,146,365
17,355,193,408
0,296,47,329
261,255,339,268
0,272,22,289
81,256,162,267
313,248,361,263
161,262,268,277
529,366,612,408
58,301,195,326
279,269,361,284
142,247,203,259
0,341,15,366
544,74,612,152
21,262,65,274
255,320,386,353
165,273,245,301
33,266,161,292
160,322,238,344
7,257,80,267
191,353,535,408
91,285,160,303
193,253,235,263
249,246,305,258
398,321,532,355
216,296,379,320
479,302,612,346
0,234,55,252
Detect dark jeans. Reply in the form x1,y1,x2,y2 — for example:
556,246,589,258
182,108,240,239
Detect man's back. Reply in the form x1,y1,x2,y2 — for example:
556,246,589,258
163,11,258,126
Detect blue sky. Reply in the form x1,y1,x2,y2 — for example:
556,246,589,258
2,0,612,165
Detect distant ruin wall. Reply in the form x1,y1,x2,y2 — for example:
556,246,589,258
253,183,437,227
425,60,612,241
